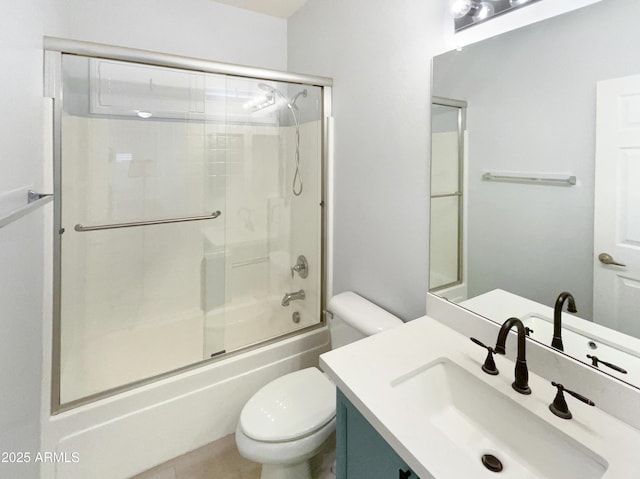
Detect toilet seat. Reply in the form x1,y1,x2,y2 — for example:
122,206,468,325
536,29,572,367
240,367,336,442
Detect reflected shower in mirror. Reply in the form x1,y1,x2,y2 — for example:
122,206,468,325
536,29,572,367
431,0,640,388
430,99,466,294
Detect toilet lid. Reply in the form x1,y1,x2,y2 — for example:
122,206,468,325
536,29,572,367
240,367,336,442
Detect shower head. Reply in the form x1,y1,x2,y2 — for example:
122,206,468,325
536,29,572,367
256,81,307,197
290,89,308,108
258,83,276,94
258,83,289,106
257,83,307,109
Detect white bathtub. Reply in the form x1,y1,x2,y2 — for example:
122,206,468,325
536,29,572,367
42,321,329,479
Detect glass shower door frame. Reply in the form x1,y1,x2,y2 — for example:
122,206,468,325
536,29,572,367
429,96,467,293
45,37,333,414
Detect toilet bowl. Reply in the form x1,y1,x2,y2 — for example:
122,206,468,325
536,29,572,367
235,291,403,479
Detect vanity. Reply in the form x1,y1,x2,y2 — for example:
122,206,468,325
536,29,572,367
335,392,422,479
320,317,640,479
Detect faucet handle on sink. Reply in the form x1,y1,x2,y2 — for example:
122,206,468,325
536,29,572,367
549,381,595,420
470,337,499,376
586,354,628,374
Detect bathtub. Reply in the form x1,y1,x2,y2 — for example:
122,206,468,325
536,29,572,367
42,313,329,479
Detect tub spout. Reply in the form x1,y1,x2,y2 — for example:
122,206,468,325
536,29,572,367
281,289,305,307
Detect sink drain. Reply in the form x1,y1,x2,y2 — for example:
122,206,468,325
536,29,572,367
481,454,503,473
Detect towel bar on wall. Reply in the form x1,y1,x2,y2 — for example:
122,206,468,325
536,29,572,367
74,211,222,232
0,190,53,230
482,171,576,186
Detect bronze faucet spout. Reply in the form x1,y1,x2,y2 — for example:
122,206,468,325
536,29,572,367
494,317,531,395
552,292,577,352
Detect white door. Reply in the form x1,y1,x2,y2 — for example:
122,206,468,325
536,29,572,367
593,75,640,338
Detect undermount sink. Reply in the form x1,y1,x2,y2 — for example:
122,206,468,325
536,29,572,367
391,358,608,479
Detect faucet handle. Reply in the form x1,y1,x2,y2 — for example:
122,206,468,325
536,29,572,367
549,381,595,420
587,354,628,374
470,337,499,376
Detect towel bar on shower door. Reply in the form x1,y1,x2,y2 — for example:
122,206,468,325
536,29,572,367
74,211,221,232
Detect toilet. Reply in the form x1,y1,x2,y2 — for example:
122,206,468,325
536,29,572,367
235,291,404,479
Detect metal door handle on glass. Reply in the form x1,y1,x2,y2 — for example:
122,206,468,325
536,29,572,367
74,211,222,232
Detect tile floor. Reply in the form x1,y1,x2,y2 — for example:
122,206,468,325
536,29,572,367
130,434,260,479
130,433,336,479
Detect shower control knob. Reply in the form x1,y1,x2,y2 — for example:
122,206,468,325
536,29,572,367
290,255,309,279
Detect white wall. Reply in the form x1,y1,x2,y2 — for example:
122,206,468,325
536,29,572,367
0,2,45,478
288,0,450,320
45,0,288,71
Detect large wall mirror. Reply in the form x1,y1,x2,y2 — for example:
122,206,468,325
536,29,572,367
430,0,640,389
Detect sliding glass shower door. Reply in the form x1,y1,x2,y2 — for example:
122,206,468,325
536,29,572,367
55,54,325,408
430,100,466,293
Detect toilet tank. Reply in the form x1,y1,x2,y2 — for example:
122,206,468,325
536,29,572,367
327,292,404,349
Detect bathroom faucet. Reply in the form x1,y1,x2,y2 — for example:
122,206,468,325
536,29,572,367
281,289,305,307
552,292,577,351
494,317,531,395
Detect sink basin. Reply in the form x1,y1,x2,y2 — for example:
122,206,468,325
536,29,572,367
391,358,608,479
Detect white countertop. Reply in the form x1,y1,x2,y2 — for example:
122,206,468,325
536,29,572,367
320,316,640,479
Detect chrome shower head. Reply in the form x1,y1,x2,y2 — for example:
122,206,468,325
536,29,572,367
257,83,306,109
290,89,308,108
257,83,276,94
255,82,306,197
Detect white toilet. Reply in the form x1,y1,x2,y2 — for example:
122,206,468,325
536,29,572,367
235,291,404,479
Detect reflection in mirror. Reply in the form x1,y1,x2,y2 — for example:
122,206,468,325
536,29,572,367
430,99,466,295
431,0,640,388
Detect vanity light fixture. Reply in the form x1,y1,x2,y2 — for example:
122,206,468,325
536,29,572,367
451,0,474,18
451,0,541,32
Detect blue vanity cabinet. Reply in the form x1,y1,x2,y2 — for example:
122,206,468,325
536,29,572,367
336,390,429,479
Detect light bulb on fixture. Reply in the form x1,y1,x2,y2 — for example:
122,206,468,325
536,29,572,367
472,1,495,20
450,0,474,19
452,0,540,31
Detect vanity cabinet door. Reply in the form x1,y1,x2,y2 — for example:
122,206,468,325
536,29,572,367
336,390,428,479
